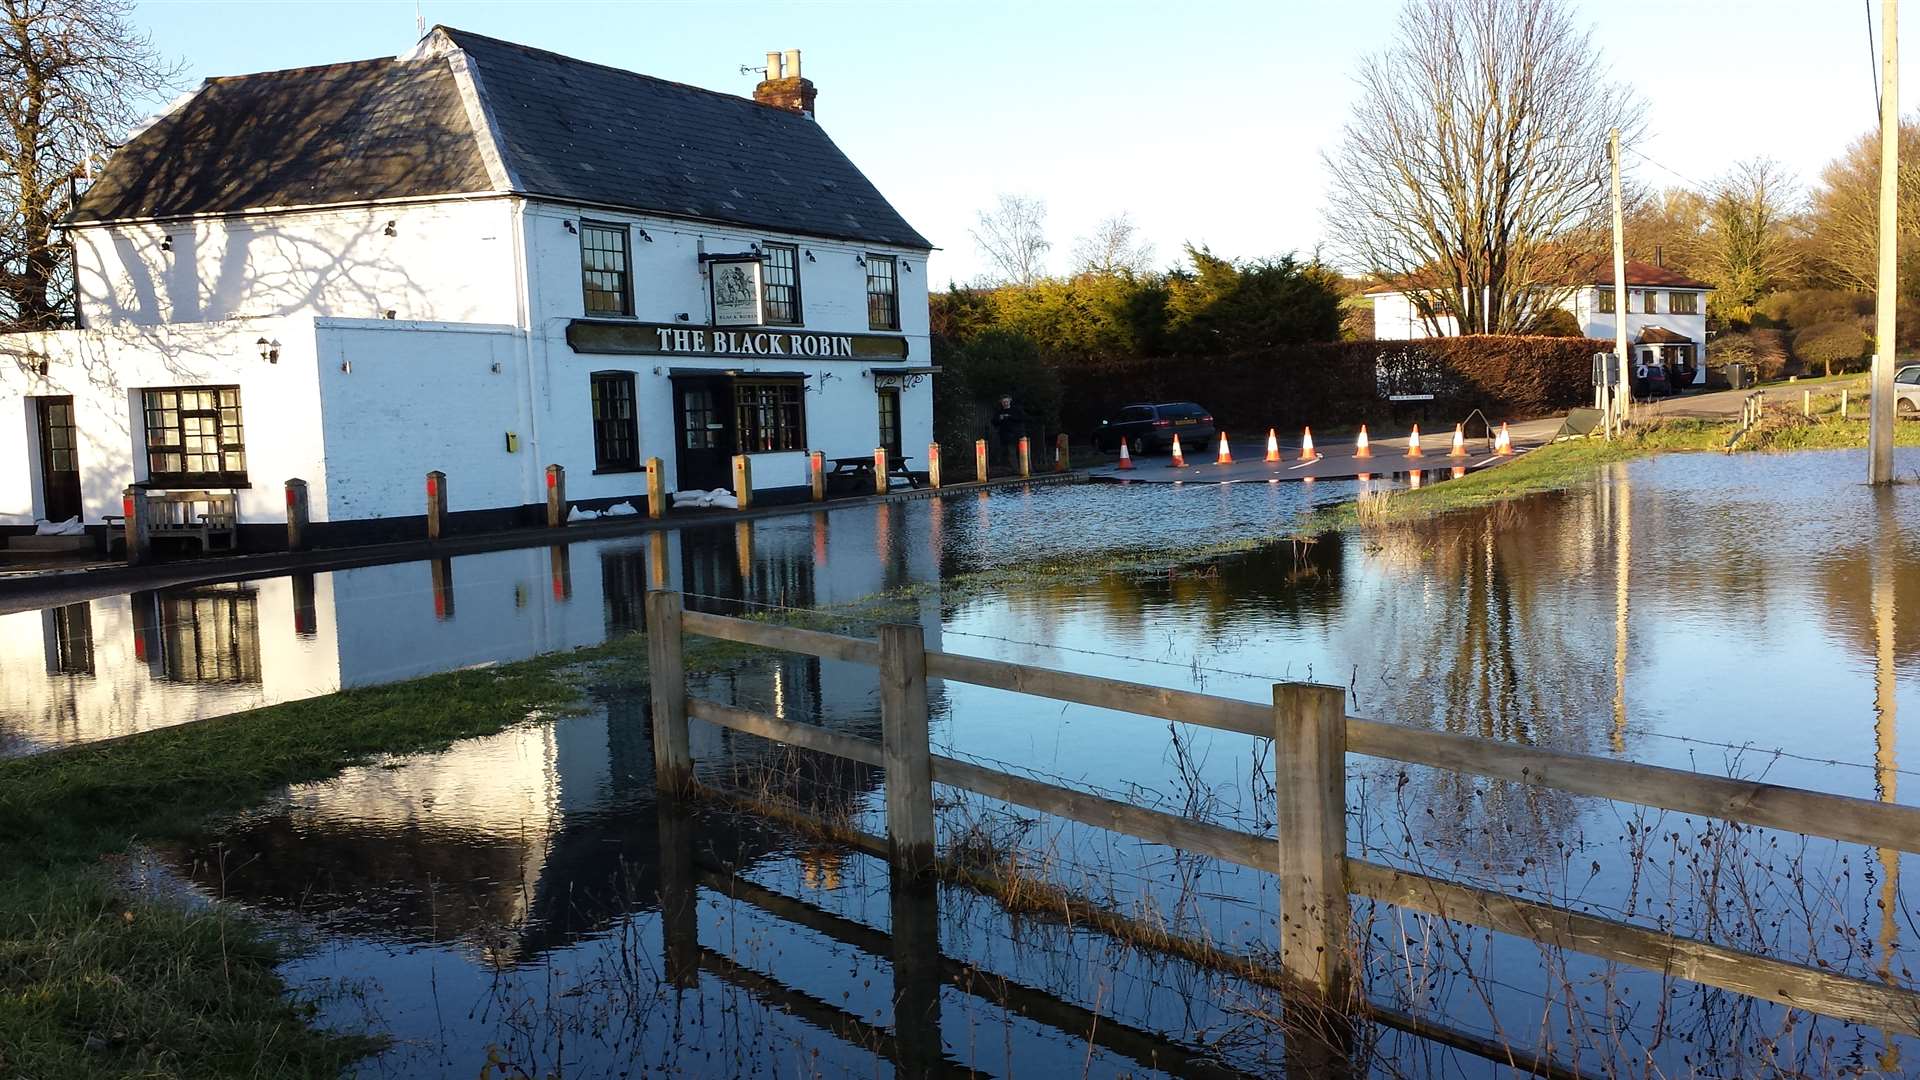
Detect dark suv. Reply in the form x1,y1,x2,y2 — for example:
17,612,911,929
1094,402,1217,454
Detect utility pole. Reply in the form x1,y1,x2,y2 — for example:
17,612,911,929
1610,128,1631,429
1871,0,1900,484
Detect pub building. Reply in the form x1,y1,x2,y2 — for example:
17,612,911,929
0,29,934,548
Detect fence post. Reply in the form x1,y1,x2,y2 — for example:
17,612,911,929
121,486,151,566
1055,432,1069,473
425,470,447,540
284,479,308,552
1803,389,1812,418
1843,389,1852,421
810,450,826,502
731,454,753,510
975,439,989,482
645,457,666,519
927,443,942,489
879,622,935,872
1017,436,1031,478
1273,682,1351,1003
545,464,566,527
646,590,691,795
873,447,890,495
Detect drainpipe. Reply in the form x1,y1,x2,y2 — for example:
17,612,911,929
509,198,541,506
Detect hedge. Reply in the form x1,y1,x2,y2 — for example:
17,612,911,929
1055,335,1610,436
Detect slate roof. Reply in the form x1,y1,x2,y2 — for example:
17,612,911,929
71,58,490,222
71,28,932,250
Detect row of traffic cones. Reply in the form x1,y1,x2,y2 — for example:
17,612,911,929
1120,423,1516,469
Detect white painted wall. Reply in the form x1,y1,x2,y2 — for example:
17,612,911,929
72,199,521,329
1374,286,1710,351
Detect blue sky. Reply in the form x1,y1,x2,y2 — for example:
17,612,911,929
133,1,1915,284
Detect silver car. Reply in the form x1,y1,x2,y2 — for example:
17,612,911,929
1899,365,1920,416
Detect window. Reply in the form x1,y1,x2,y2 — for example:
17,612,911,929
1597,289,1616,314
580,222,632,317
877,388,901,454
590,371,639,471
142,386,246,485
681,387,718,449
761,243,801,325
1669,291,1698,314
734,379,806,452
1642,290,1657,314
866,255,899,330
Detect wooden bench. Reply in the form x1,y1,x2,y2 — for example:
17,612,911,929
143,490,238,553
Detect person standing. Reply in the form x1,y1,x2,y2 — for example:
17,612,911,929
990,394,1026,467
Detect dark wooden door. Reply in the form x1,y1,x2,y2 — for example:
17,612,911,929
876,388,902,458
35,396,81,523
672,376,734,491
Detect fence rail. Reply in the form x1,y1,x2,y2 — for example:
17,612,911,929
646,590,1920,1044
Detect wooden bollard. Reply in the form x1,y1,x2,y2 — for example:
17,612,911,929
975,439,989,482
809,451,826,502
1055,432,1069,472
873,448,889,495
927,442,942,489
121,486,151,566
731,454,753,510
879,622,935,872
284,478,309,552
1017,436,1031,478
1803,389,1811,417
1274,682,1351,1004
645,590,691,795
545,463,566,528
425,470,447,541
1843,389,1851,421
645,457,666,519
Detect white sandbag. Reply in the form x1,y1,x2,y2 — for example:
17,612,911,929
671,490,712,509
567,505,599,522
706,489,740,510
34,516,84,536
603,501,639,516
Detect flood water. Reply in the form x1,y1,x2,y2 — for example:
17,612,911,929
13,452,1920,1076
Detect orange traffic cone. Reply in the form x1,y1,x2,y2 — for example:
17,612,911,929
1300,427,1317,461
1497,423,1514,455
1354,426,1372,459
1216,432,1233,464
1265,429,1281,463
1169,434,1186,468
1407,424,1424,458
1117,439,1134,470
1450,424,1466,458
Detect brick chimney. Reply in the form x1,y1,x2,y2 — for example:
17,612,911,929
753,49,817,118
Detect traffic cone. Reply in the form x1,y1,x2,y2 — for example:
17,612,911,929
1117,439,1134,470
1300,427,1317,461
1169,434,1186,468
1497,423,1514,455
1216,432,1232,465
1265,429,1281,463
1450,423,1467,458
1407,424,1423,458
1354,426,1372,459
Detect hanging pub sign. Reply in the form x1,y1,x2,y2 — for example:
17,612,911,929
708,256,764,326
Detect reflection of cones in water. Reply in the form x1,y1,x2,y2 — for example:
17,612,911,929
1300,427,1317,460
1450,423,1466,457
1354,426,1371,458
1169,434,1186,467
1117,439,1134,469
1265,429,1280,462
1409,469,1423,489
1216,431,1232,464
1406,424,1423,457
1495,422,1514,455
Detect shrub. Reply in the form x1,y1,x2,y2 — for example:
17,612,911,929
934,328,1062,452
1529,308,1584,337
1756,289,1871,330
1792,320,1871,376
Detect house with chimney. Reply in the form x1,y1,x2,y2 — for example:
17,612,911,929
0,29,933,546
1368,259,1713,387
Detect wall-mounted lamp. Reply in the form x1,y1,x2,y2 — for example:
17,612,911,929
159,235,173,252
562,220,578,234
651,366,664,375
382,309,397,320
674,312,691,322
255,337,280,364
340,359,352,373
854,254,866,267
806,370,839,393
383,220,397,237
805,249,816,262
637,228,653,242
489,361,502,373
902,261,913,273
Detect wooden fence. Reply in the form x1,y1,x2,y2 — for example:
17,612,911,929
643,590,1920,1045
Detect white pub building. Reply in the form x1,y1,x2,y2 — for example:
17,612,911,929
0,28,934,547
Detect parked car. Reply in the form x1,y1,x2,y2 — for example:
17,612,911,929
1897,364,1920,416
1093,402,1217,454
1630,360,1673,399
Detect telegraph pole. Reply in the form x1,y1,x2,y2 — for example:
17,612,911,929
1872,0,1899,484
1610,128,1630,428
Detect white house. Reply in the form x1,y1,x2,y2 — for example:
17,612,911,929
0,29,934,546
1368,259,1713,387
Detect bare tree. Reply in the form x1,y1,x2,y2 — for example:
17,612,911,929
1,0,179,330
1070,212,1155,277
1322,0,1643,334
1690,158,1801,320
970,193,1050,285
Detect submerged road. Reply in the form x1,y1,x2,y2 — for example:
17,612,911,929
1082,414,1563,484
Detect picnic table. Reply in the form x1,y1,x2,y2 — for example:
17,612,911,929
827,454,920,492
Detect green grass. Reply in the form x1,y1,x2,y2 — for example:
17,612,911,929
0,631,664,1079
